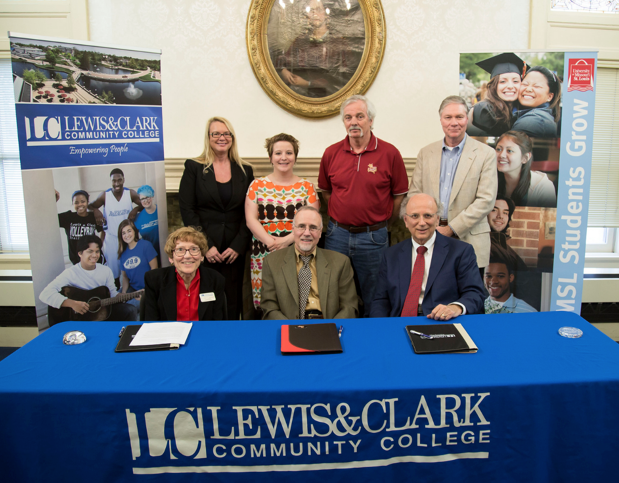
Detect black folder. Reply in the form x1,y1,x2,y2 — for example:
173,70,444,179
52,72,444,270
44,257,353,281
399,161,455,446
406,323,478,354
281,323,342,355
115,325,180,353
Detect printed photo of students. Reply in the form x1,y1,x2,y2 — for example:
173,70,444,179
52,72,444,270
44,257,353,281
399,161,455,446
467,52,529,137
88,168,143,284
56,189,105,266
512,66,562,139
39,235,138,324
134,184,160,263
484,255,537,314
118,219,158,309
489,202,528,273
496,130,557,208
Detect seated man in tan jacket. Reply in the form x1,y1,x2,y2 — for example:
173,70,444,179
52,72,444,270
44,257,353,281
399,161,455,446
261,206,358,320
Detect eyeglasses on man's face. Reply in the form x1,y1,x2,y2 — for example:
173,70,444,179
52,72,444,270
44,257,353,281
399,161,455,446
404,213,437,221
294,224,321,234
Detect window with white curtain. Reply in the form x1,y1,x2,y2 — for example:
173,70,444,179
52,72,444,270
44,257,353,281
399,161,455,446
585,67,619,254
588,67,619,227
0,58,28,253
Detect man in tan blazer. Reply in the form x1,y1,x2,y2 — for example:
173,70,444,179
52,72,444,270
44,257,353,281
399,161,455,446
409,95,497,269
261,206,358,320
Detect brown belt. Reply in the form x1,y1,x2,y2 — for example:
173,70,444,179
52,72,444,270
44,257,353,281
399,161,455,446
305,310,324,320
331,218,387,234
439,218,459,239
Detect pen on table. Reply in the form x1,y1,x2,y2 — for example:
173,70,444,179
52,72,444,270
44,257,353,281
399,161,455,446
338,325,344,338
409,329,431,339
118,326,126,338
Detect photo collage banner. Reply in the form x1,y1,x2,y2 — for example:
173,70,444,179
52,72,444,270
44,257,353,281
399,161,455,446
459,50,597,315
10,33,167,329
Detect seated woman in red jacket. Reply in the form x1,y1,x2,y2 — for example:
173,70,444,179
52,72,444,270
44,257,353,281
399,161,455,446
143,227,226,321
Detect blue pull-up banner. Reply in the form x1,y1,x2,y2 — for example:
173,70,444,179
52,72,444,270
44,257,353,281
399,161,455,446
10,32,168,330
551,53,597,313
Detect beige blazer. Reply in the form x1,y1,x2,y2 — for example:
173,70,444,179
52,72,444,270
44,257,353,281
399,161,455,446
261,245,358,320
408,137,497,267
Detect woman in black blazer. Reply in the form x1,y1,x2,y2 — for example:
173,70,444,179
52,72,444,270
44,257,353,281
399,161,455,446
179,117,254,320
144,227,226,321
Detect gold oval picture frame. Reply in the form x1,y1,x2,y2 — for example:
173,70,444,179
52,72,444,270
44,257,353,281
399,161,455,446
246,0,386,118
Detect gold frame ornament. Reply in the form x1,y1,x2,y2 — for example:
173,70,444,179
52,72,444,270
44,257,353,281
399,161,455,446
246,0,386,118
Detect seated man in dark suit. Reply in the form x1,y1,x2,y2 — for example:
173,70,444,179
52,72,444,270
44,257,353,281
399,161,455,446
261,205,358,320
370,194,485,319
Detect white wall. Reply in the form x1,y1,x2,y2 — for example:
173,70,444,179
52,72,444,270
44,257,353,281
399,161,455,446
87,0,530,160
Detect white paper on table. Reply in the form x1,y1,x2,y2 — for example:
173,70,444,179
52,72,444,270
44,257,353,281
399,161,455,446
129,322,193,347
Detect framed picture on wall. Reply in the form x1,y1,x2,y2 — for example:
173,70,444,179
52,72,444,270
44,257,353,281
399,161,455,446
246,0,386,118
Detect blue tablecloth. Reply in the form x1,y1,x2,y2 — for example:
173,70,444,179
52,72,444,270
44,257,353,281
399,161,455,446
1,312,618,482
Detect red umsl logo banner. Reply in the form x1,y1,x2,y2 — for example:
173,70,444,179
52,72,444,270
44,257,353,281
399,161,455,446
567,58,595,92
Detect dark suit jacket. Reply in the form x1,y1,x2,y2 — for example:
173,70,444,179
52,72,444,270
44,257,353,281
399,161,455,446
370,232,485,317
179,159,254,255
143,265,226,321
261,245,358,320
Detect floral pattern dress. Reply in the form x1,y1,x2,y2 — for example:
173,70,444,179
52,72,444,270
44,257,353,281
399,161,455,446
246,177,317,308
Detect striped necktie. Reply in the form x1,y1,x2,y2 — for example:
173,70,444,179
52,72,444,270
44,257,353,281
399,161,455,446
298,254,313,319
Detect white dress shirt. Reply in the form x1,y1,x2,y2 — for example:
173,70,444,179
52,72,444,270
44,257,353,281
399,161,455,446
411,232,466,314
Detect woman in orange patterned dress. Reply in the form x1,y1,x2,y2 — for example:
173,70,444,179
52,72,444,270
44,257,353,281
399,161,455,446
245,133,320,309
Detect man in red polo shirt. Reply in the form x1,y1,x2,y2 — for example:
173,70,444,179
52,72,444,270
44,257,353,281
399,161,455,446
318,95,409,316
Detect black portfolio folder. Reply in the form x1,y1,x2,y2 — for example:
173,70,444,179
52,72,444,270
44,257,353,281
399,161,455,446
115,325,180,353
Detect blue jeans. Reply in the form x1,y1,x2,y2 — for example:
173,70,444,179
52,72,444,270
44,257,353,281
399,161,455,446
109,302,138,321
325,221,388,317
126,286,141,310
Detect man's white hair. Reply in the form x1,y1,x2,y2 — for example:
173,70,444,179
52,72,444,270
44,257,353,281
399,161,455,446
340,95,376,125
400,194,443,218
438,95,469,115
293,205,323,229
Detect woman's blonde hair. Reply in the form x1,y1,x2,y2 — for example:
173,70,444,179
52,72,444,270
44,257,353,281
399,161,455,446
193,116,252,174
164,226,208,258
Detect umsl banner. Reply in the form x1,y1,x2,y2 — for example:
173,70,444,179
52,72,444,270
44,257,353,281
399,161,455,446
567,58,595,93
551,52,597,313
15,103,163,169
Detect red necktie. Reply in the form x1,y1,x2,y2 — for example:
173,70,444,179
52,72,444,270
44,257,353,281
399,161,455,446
401,246,427,317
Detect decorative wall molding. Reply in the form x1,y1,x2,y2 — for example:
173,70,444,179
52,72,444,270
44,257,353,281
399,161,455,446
164,156,416,192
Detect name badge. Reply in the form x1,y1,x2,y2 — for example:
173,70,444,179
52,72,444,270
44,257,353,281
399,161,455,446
200,292,216,302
